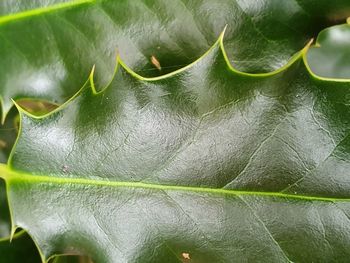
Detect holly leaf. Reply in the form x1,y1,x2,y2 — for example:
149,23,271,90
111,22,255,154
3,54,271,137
1,0,350,119
1,24,350,262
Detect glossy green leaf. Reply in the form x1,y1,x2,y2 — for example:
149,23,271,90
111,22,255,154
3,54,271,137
1,0,350,118
1,24,350,262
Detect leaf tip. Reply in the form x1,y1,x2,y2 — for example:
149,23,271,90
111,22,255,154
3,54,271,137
9,225,18,243
220,24,228,42
11,99,24,115
115,48,120,59
0,97,11,125
301,38,314,56
89,65,97,94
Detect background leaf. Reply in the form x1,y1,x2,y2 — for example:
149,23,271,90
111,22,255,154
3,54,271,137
0,179,10,237
307,23,350,79
0,108,18,238
0,232,41,263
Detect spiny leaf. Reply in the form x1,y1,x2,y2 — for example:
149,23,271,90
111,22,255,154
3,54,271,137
1,25,350,262
0,0,349,119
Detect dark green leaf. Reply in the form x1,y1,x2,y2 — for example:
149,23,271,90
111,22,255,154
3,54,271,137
0,0,350,118
0,179,10,237
1,25,350,262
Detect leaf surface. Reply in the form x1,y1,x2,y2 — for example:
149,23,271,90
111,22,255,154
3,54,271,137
0,0,75,16
1,25,350,262
1,0,350,118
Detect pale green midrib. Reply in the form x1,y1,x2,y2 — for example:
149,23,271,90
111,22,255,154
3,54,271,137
0,0,95,25
0,165,349,202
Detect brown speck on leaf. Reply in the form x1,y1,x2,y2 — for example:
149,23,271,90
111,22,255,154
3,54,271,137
0,140,6,149
62,165,69,173
182,252,190,260
151,55,161,70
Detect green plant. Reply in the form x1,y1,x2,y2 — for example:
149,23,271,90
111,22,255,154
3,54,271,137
1,1,350,262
